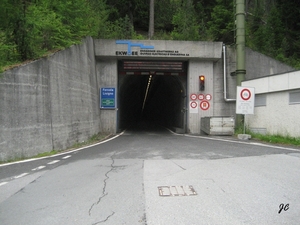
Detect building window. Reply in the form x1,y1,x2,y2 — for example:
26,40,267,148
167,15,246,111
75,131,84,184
255,94,266,107
289,91,300,105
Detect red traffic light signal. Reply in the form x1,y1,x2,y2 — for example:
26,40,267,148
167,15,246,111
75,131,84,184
199,75,205,91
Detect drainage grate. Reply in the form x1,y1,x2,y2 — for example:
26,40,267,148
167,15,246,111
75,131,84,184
158,185,197,197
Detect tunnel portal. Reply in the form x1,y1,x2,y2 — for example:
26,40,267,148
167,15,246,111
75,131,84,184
118,60,187,131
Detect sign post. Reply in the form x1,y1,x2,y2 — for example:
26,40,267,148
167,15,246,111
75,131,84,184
100,88,116,109
236,86,255,136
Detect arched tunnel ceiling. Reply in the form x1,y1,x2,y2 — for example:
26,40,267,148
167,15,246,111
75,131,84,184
118,71,187,130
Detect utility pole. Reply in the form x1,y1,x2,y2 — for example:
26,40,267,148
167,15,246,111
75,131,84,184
148,0,154,39
235,0,246,128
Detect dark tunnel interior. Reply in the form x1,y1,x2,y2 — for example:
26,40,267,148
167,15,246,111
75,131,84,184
118,73,187,131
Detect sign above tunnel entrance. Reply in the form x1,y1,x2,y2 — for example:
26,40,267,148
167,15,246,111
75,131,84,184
95,39,223,60
100,88,116,109
116,40,154,55
116,40,190,57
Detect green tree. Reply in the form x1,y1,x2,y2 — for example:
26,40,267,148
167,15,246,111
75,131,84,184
26,4,72,55
171,0,200,41
246,0,300,68
207,0,234,43
0,0,111,72
1,0,300,71
154,0,176,32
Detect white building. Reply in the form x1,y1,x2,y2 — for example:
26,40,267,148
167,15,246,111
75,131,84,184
242,70,300,138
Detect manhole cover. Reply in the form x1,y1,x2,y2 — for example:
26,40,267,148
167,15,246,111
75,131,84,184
158,185,197,197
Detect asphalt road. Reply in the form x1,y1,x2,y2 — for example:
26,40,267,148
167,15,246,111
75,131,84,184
1,124,300,224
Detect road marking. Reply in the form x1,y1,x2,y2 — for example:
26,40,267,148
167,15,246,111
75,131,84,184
32,165,46,171
47,160,60,165
62,155,71,159
0,133,123,167
0,182,8,187
167,129,300,153
14,173,29,179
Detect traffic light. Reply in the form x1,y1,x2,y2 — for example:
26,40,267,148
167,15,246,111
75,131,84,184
199,75,205,91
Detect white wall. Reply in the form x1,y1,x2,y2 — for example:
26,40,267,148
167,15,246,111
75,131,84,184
243,70,300,137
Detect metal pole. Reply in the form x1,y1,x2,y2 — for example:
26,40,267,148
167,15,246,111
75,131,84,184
244,115,246,134
235,0,246,128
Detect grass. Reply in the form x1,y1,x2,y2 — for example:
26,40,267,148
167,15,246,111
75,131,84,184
0,132,111,164
235,126,300,146
33,150,59,158
250,133,300,146
69,133,111,150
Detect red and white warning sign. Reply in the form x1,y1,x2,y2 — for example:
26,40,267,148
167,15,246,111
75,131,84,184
198,94,204,101
236,86,255,114
200,101,210,110
205,94,212,101
190,93,197,100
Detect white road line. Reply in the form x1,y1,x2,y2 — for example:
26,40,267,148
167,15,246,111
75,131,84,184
0,182,8,187
14,173,29,179
62,155,71,159
32,165,46,171
167,129,300,153
47,160,60,165
0,133,123,167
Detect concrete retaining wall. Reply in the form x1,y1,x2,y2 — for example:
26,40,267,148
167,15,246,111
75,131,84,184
0,58,53,161
0,37,99,161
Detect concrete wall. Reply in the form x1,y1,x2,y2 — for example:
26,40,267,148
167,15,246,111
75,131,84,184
95,39,223,60
243,71,300,137
96,59,118,133
225,46,295,87
219,45,296,124
213,57,236,117
245,48,295,79
49,37,99,150
0,37,100,161
187,60,214,134
0,58,53,161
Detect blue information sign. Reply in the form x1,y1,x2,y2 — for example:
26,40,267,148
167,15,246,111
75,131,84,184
100,88,116,109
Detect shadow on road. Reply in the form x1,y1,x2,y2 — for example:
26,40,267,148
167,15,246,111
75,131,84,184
125,121,170,134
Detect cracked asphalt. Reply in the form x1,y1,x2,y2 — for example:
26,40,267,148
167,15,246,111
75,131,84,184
1,124,300,224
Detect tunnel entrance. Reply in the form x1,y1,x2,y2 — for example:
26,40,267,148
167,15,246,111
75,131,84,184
118,60,187,132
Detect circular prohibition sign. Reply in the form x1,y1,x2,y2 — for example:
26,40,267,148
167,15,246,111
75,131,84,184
198,94,205,101
240,88,251,101
190,101,197,108
200,100,210,110
190,93,197,101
